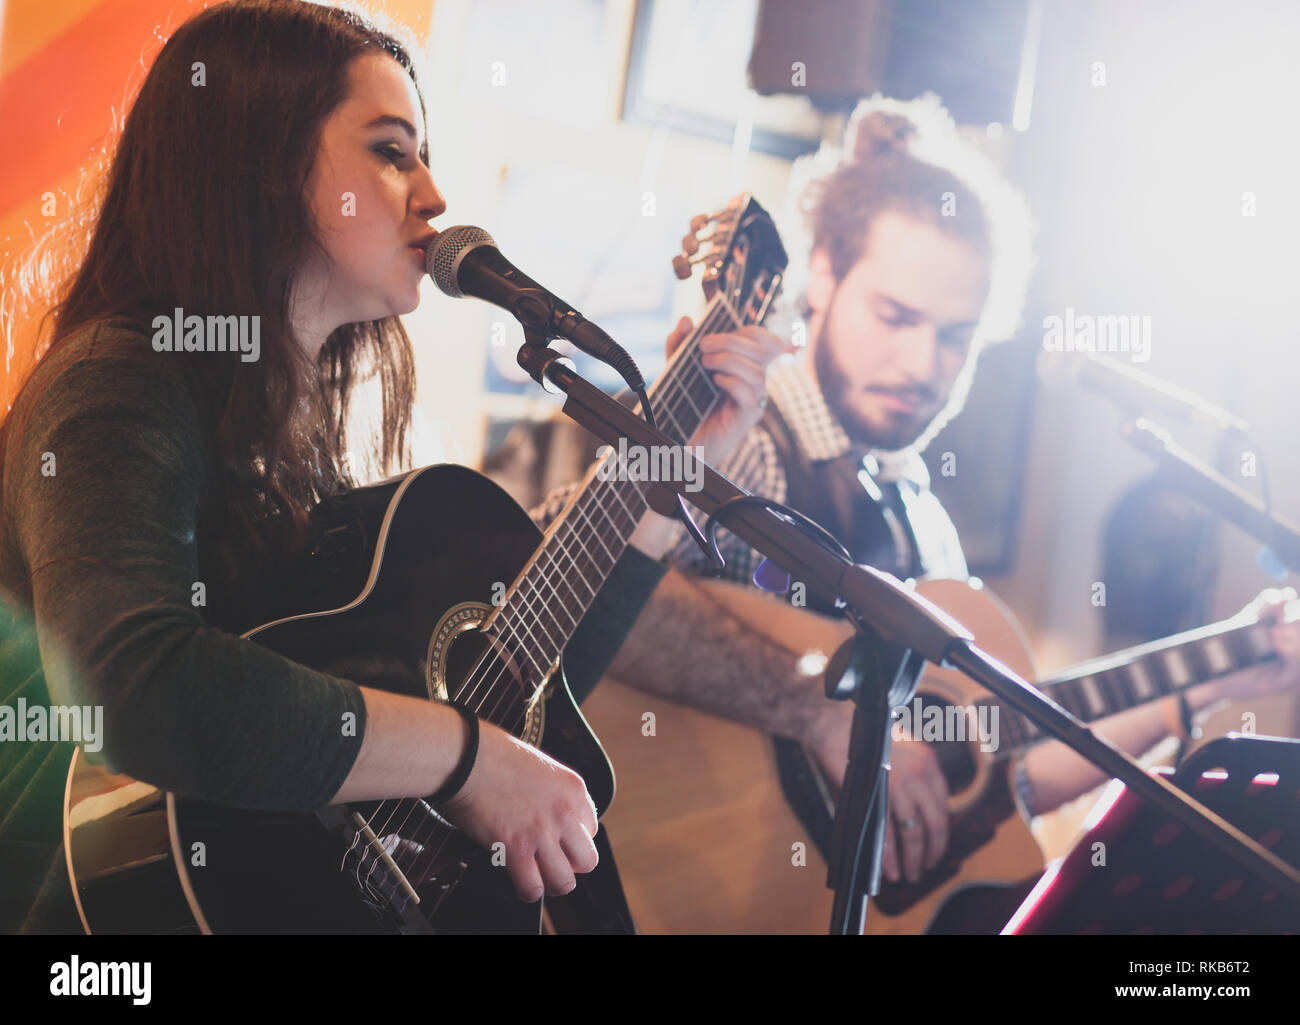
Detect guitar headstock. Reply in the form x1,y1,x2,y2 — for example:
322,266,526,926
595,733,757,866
672,193,788,325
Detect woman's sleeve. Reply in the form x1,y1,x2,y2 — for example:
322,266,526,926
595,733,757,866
561,544,666,705
7,347,366,812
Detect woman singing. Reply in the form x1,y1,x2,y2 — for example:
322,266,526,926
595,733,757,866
0,0,781,933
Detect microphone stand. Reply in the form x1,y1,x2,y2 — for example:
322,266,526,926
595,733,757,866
1123,417,1300,574
517,343,1300,932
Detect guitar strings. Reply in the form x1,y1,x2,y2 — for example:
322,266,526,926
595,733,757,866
337,299,730,891
356,298,735,896
383,305,731,889
420,300,727,753
364,351,720,892
384,307,729,886
441,303,729,741
417,299,730,744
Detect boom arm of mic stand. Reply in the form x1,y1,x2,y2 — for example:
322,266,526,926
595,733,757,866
1124,417,1300,573
523,346,1300,911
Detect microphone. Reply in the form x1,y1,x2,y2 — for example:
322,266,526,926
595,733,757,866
1072,352,1251,435
426,226,644,391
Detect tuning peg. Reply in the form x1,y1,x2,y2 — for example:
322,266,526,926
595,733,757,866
671,251,714,279
680,232,701,256
689,213,712,232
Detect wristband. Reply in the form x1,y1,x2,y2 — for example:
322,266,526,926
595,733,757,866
430,703,480,805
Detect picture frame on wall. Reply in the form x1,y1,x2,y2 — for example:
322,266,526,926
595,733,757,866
621,0,823,160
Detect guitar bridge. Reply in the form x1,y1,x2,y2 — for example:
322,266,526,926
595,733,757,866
346,811,422,911
316,804,458,930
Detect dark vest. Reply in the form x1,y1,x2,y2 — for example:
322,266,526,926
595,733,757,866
758,402,967,855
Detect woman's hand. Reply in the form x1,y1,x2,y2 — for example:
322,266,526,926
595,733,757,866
441,721,599,902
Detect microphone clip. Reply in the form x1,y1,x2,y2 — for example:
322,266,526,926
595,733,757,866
517,334,576,395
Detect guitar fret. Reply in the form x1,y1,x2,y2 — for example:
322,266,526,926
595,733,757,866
677,381,705,423
1045,683,1071,720
992,600,1295,763
1161,648,1193,689
1095,670,1126,716
497,603,554,686
526,548,582,632
565,504,612,582
576,495,620,566
659,405,689,446
495,292,751,681
508,578,566,669
1203,635,1233,675
1056,681,1088,720
1225,627,1252,668
1112,671,1144,707
1146,654,1174,696
1128,658,1156,699
1245,624,1273,661
1079,675,1108,719
599,477,642,532
986,699,1024,750
555,513,602,596
688,360,720,409
1183,641,1213,684
1092,670,1122,714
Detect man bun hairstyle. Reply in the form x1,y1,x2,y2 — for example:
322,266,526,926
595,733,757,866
790,94,1035,345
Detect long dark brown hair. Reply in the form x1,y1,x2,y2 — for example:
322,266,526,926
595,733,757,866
0,0,423,576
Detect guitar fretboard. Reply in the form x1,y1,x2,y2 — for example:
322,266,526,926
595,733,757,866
987,612,1278,756
482,296,745,694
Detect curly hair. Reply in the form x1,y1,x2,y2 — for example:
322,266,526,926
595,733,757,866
789,93,1035,345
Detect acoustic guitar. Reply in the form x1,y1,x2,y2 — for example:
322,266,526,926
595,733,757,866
582,577,1293,934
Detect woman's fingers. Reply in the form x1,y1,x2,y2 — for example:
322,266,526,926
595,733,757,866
508,845,546,903
534,841,578,898
559,820,600,875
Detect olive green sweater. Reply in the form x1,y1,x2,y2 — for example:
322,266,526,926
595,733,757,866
0,322,664,933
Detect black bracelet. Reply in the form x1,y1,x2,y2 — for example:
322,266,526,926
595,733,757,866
429,703,480,805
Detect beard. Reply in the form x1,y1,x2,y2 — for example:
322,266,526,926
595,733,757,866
813,328,942,453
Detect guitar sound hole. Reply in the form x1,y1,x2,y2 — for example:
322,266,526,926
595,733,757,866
443,626,532,738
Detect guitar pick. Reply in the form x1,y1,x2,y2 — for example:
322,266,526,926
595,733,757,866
752,557,791,594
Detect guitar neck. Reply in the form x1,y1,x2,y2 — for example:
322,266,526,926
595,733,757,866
991,609,1281,757
481,295,746,692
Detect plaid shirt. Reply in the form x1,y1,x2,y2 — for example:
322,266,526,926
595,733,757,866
666,359,967,586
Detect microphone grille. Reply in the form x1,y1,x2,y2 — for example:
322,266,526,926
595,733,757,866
427,225,496,298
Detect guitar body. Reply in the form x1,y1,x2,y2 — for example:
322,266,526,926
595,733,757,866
581,577,1044,934
65,464,613,934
